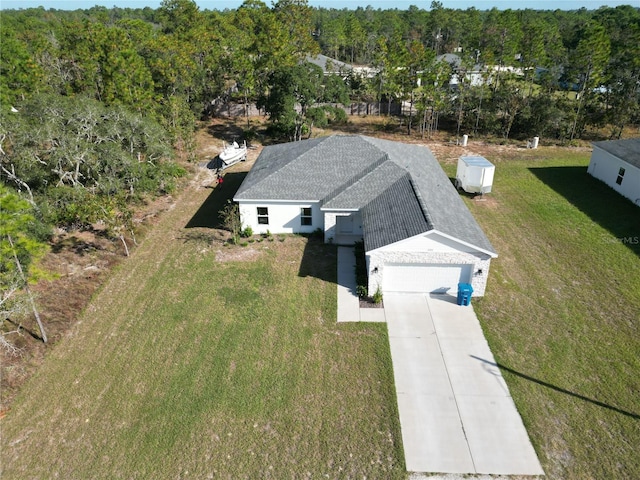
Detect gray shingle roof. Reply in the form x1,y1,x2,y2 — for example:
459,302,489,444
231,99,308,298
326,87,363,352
593,138,640,169
322,160,408,210
234,135,387,201
305,54,353,73
234,134,497,256
362,174,431,251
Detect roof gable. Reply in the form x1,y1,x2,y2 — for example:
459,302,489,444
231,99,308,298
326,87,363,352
359,136,495,253
362,174,431,252
368,230,498,257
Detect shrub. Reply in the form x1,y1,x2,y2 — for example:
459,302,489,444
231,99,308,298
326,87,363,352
356,285,368,298
220,200,241,243
372,286,383,304
241,226,253,238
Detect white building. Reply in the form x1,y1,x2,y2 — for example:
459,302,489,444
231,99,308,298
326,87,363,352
588,139,640,206
234,135,497,296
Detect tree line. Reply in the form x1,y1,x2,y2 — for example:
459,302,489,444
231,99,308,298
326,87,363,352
0,0,639,340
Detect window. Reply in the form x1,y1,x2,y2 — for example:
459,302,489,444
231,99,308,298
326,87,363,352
616,167,625,185
301,207,312,226
257,207,269,225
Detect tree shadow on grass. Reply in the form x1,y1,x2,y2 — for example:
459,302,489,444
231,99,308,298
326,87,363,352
471,355,640,420
206,121,246,143
529,166,640,259
185,171,247,229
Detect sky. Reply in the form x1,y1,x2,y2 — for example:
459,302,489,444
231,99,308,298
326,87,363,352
0,0,636,11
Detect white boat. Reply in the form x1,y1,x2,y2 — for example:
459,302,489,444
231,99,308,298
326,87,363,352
218,140,247,167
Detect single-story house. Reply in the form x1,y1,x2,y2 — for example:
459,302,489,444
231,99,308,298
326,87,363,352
233,135,498,296
306,54,353,76
587,138,640,206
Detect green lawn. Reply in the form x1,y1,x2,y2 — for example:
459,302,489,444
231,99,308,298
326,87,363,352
2,146,639,479
453,149,640,479
0,173,405,479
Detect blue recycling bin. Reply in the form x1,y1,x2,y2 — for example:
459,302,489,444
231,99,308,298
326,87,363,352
457,283,474,306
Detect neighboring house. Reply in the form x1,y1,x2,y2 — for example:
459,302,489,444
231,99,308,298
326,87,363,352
306,54,353,76
306,54,377,79
588,138,640,206
436,53,485,88
233,135,498,296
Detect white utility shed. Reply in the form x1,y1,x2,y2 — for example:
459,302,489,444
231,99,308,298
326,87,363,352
456,156,495,194
588,138,640,206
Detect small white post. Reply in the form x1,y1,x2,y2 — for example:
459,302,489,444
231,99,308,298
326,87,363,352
461,134,468,147
532,136,539,149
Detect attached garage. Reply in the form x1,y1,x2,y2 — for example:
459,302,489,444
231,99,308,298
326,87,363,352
366,231,496,297
383,264,473,294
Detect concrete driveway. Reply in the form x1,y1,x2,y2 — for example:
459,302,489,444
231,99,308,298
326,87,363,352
385,293,544,475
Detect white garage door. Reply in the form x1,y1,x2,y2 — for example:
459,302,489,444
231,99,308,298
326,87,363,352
383,264,472,294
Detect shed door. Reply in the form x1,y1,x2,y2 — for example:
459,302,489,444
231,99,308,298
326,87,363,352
383,264,472,294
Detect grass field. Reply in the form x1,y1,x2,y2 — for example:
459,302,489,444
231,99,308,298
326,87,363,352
448,148,640,479
0,169,405,479
2,128,639,479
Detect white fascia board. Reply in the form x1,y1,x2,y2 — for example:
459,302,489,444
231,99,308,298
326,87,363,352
367,229,498,258
234,198,319,204
428,230,498,257
320,207,360,212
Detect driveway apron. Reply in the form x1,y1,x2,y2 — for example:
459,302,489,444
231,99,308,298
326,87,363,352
385,292,544,475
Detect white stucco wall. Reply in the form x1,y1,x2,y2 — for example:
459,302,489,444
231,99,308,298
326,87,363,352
238,201,323,234
322,211,362,243
588,147,640,206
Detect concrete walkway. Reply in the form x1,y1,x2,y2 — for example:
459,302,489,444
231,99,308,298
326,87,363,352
337,247,386,323
336,247,543,476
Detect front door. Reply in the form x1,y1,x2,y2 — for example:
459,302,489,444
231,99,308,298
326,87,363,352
337,215,354,234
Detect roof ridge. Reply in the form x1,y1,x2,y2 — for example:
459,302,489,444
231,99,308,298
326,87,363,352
254,135,334,188
409,175,434,229
322,151,390,204
322,158,406,205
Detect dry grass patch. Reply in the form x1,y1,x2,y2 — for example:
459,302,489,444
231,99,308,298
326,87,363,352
215,246,264,263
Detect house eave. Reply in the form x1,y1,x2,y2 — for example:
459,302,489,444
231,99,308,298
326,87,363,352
233,197,320,204
427,229,498,258
320,207,360,212
366,229,498,258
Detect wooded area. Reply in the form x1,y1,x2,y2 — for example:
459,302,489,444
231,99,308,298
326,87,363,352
0,0,639,344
